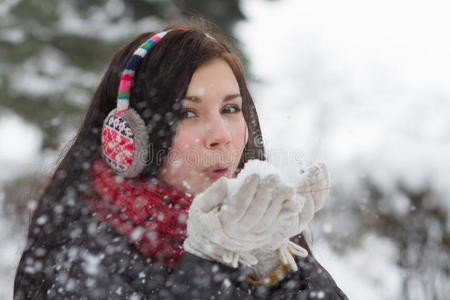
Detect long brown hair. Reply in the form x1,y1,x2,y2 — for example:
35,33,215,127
22,22,311,255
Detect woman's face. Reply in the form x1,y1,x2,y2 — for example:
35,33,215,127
157,58,248,195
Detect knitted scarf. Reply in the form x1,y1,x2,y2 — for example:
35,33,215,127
86,158,194,268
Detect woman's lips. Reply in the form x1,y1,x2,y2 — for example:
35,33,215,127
204,164,231,180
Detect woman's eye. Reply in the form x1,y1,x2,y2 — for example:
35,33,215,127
179,109,197,120
222,104,241,114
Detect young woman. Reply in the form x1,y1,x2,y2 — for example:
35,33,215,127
14,23,347,299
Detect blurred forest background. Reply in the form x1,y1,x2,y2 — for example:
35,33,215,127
0,0,449,299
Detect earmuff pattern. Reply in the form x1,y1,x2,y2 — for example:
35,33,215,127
102,112,135,170
101,29,222,177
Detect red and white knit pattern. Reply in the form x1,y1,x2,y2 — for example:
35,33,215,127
101,115,135,171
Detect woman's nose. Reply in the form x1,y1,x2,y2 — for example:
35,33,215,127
204,115,231,149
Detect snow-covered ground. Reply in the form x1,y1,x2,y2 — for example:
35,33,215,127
1,0,450,299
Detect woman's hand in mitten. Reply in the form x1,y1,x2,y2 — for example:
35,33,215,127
183,173,300,268
245,163,331,279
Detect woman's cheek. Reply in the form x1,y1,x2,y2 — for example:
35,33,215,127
171,129,197,154
171,135,202,172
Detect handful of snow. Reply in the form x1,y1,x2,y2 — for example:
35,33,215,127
226,159,330,212
227,159,303,194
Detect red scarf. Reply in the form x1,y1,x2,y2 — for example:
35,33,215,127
86,159,193,268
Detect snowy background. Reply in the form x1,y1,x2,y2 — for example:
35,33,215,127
238,1,450,299
1,0,449,299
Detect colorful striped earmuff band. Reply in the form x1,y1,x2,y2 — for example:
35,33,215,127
115,30,170,116
115,29,220,117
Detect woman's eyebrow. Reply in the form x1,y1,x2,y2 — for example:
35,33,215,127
185,93,241,103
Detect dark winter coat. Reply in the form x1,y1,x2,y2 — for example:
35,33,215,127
14,198,348,300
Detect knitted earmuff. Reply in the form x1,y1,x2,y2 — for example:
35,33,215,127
101,30,170,178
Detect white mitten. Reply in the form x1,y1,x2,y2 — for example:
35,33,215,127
246,162,331,277
183,173,301,268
